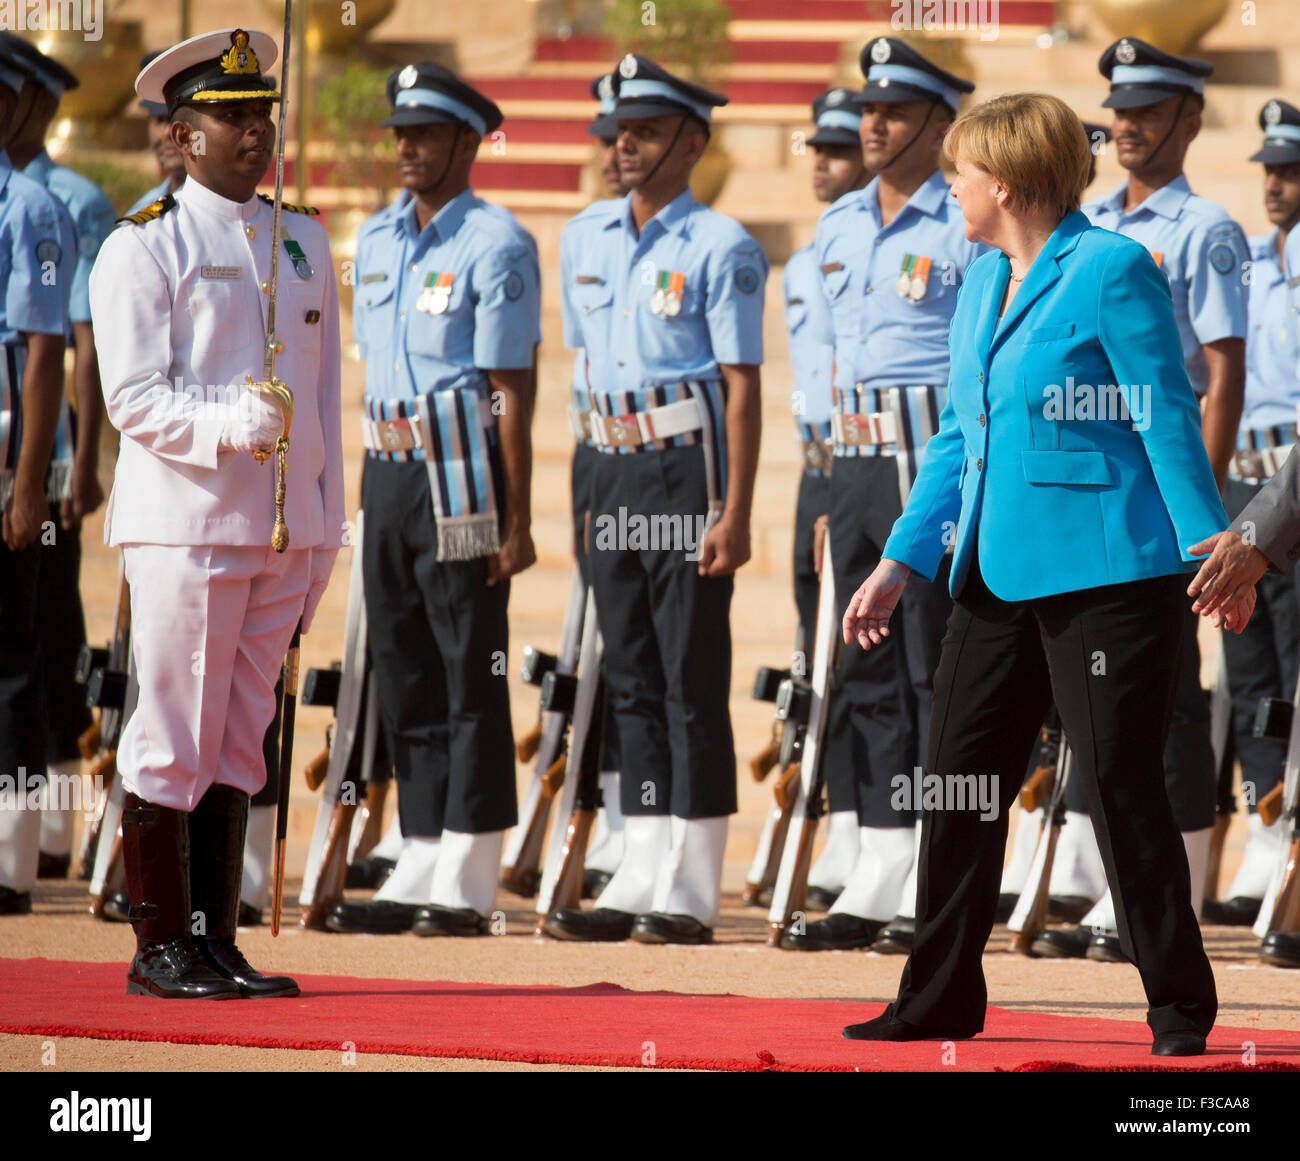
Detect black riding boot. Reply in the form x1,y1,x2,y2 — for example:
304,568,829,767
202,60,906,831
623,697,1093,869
121,792,241,999
190,784,299,998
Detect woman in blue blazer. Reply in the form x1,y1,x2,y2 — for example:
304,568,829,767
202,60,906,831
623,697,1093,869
839,93,1229,1056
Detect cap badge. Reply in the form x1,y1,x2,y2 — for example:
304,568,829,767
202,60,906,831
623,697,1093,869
870,38,891,64
827,88,845,106
1265,100,1282,125
598,74,614,100
398,64,419,90
220,30,261,76
1115,39,1136,66
619,54,638,79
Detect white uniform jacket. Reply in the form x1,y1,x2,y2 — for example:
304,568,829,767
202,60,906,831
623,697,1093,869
89,178,345,550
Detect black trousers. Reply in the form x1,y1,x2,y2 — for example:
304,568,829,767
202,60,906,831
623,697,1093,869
1220,476,1298,810
829,455,952,826
360,458,516,837
36,521,92,763
0,540,46,782
793,467,854,814
572,440,620,773
587,444,736,819
894,562,1217,1037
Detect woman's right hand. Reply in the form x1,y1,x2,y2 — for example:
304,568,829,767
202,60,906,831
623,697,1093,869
842,558,912,650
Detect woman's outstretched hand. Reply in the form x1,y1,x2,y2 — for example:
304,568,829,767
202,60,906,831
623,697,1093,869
842,558,913,650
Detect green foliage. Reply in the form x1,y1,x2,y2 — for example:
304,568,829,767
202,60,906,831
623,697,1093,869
63,160,156,218
603,0,733,85
313,62,393,203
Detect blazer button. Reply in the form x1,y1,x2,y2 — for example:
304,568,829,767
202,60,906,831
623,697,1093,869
978,372,983,383
976,458,983,471
978,413,985,426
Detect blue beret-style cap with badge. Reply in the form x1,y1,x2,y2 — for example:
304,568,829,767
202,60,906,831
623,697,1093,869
1098,36,1212,110
0,31,39,95
1250,99,1300,166
588,73,618,141
136,28,280,115
609,54,728,126
381,62,503,137
858,37,973,117
808,87,862,148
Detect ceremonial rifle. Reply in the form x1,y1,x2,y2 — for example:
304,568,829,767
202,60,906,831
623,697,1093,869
1251,684,1300,939
766,530,838,945
1008,734,1073,954
500,570,587,897
1204,642,1235,905
742,659,802,907
534,594,606,922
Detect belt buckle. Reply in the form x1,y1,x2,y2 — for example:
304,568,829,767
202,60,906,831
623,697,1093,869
843,415,862,446
601,413,641,448
379,418,417,453
804,440,830,473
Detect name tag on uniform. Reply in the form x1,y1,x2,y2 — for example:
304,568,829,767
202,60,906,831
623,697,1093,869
576,275,603,284
820,262,843,275
361,272,388,284
201,266,242,280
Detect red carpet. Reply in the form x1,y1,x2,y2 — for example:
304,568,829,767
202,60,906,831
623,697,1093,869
2,958,1298,1072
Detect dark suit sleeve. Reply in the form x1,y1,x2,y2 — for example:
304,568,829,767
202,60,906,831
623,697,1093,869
1230,443,1300,572
1095,242,1228,557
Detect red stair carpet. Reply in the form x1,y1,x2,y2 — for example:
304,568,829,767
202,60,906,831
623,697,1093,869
2,957,1297,1072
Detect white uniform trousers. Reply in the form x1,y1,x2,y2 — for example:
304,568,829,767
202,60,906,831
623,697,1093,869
118,544,311,811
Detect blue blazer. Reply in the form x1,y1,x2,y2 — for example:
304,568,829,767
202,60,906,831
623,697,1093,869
882,210,1228,602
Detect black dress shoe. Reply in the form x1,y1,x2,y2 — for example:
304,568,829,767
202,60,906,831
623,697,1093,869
196,935,299,998
542,907,636,942
995,893,1018,923
127,937,242,1000
37,851,71,879
630,912,713,945
0,885,32,915
324,899,422,934
873,917,915,954
101,890,131,923
782,912,882,951
1201,896,1262,926
345,856,397,890
412,905,487,937
581,868,614,900
1151,1030,1206,1056
1048,894,1095,924
806,885,841,911
1260,931,1300,968
1030,925,1092,958
843,1003,980,1041
237,902,262,927
1085,931,1129,963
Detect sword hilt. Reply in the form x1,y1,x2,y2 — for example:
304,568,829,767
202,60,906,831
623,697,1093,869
246,376,295,552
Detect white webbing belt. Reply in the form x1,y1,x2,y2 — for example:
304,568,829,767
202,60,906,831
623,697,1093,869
588,396,703,450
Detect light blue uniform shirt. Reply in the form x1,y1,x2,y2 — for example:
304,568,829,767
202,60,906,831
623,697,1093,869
1083,175,1248,397
1285,225,1300,378
815,170,986,394
24,149,115,326
124,177,176,219
353,188,540,401
1242,231,1300,429
560,197,622,420
569,189,767,397
783,242,835,436
0,152,69,343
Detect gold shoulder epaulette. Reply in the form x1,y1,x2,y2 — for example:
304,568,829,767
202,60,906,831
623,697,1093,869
118,193,177,226
259,193,320,216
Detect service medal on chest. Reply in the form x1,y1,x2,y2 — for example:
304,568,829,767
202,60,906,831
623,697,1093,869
908,256,931,301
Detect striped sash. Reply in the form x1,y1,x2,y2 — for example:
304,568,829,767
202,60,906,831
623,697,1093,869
363,388,501,562
1230,422,1296,485
589,379,729,514
833,383,946,503
0,343,27,511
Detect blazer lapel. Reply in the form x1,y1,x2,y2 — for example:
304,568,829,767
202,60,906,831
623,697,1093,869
976,255,1007,383
991,211,1088,350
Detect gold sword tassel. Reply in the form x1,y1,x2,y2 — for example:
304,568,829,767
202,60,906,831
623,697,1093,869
246,374,294,551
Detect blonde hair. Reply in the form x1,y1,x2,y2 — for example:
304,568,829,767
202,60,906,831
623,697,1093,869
944,92,1091,221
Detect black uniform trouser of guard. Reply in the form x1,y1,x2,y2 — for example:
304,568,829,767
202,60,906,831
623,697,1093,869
0,540,46,792
793,466,853,814
1221,476,1298,811
571,440,619,773
828,455,953,827
1062,601,1216,832
360,457,516,837
894,560,1216,1038
251,675,283,809
36,519,92,762
587,444,736,819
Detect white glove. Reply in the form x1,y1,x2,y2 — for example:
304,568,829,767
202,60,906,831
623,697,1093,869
220,391,284,455
301,548,338,634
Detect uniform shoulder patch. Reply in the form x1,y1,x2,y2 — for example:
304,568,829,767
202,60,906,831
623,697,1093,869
1208,242,1236,275
735,265,760,295
35,238,62,264
259,193,320,215
118,193,177,227
503,270,525,301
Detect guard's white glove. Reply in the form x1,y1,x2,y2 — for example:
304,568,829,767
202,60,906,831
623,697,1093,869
220,391,285,455
301,548,338,634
